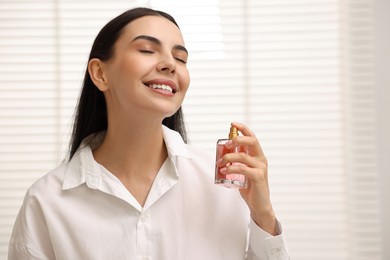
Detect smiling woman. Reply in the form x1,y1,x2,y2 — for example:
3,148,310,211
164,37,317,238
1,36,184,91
70,9,190,159
87,15,191,152
7,7,288,260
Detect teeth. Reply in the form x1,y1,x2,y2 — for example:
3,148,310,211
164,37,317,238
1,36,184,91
149,84,173,93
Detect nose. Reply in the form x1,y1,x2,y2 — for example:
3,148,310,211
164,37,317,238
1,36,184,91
156,53,176,74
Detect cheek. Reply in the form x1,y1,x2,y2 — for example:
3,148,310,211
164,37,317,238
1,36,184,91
118,57,142,77
180,69,190,92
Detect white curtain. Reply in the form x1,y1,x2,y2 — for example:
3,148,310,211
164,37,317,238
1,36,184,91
0,0,382,259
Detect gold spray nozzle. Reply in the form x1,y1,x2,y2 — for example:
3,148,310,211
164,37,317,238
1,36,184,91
228,126,238,139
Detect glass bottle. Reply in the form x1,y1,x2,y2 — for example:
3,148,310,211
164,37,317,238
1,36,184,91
214,126,248,189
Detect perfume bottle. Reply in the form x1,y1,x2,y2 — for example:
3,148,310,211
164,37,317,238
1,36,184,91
215,126,248,189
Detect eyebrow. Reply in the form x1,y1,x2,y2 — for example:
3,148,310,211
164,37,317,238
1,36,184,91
132,35,188,54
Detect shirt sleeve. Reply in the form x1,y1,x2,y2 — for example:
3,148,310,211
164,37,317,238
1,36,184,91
246,218,289,260
8,240,48,260
8,189,55,260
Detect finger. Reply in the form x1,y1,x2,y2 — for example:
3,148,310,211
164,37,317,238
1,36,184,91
220,164,267,183
218,163,249,175
227,133,266,159
231,122,255,137
217,152,261,169
227,135,258,149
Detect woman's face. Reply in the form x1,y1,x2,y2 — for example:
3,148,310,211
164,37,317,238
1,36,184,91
100,15,190,121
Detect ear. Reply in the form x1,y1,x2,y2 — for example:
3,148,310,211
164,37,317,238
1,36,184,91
88,58,109,91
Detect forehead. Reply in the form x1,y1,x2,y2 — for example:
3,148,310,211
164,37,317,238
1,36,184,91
120,15,185,45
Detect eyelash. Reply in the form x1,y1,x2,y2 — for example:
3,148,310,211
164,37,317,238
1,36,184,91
140,50,154,54
139,50,187,64
175,58,187,64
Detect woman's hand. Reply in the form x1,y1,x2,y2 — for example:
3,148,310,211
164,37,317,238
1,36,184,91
216,122,278,235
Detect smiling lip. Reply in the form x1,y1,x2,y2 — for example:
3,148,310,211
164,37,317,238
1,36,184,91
143,79,178,94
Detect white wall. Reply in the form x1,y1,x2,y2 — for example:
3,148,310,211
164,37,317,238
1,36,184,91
374,0,390,258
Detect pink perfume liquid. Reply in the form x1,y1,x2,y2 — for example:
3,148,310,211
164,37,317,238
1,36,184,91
215,139,248,189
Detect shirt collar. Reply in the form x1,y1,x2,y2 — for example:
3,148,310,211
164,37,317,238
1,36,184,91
162,125,191,159
62,143,101,190
62,125,191,190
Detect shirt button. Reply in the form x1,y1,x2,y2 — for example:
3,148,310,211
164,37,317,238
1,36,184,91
140,214,149,222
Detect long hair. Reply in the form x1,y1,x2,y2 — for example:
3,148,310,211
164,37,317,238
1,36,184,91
68,7,187,160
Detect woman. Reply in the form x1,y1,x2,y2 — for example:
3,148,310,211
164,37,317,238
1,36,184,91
8,7,288,260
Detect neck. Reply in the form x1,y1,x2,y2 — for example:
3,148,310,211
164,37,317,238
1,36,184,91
93,118,167,179
92,118,168,207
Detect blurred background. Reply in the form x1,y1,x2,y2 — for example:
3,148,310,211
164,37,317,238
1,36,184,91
0,0,389,259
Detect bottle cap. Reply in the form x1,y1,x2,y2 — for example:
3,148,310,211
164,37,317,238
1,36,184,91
228,126,238,139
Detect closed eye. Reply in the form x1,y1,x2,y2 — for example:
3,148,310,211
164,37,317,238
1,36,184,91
139,50,154,54
175,57,187,64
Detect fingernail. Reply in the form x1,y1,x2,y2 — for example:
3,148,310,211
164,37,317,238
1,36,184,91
219,167,227,174
225,140,233,148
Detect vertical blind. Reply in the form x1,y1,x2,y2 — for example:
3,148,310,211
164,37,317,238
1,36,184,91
0,0,382,259
340,0,382,258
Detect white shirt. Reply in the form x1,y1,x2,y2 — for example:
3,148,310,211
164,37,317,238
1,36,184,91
8,126,289,260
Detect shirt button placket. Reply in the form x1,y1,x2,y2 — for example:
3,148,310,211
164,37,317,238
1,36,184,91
136,210,151,259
